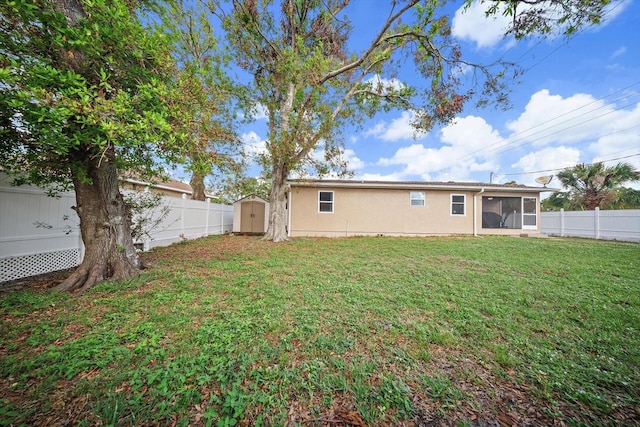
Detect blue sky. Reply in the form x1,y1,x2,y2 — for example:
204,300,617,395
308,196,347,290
238,0,640,188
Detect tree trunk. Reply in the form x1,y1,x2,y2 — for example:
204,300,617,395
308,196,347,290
263,162,289,242
57,149,141,293
190,172,207,201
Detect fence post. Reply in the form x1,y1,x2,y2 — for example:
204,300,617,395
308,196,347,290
205,198,210,236
181,194,187,239
220,205,224,234
78,229,84,263
594,207,600,239
560,208,564,237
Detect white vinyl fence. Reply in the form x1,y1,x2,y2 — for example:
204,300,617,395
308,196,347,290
0,173,233,283
541,208,640,243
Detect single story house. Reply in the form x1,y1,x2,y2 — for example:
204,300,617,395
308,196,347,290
233,194,270,234
286,180,553,238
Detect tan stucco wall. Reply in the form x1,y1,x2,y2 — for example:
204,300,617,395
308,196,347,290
289,186,540,237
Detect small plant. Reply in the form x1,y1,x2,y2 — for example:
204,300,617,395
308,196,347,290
123,190,175,246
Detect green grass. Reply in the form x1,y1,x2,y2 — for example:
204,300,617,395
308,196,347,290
1,235,638,425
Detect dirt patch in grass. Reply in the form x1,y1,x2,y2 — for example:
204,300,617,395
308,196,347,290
0,268,74,293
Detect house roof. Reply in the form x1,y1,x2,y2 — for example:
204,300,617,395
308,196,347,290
288,179,556,193
122,177,193,195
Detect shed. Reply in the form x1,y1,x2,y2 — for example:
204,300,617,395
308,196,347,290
233,195,270,234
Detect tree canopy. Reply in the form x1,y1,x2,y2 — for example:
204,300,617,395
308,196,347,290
475,0,615,39
161,0,244,201
0,0,184,190
546,162,640,210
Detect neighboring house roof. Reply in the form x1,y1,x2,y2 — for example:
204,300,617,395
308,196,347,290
288,179,556,193
122,177,193,195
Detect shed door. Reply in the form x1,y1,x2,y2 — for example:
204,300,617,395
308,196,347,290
240,201,265,233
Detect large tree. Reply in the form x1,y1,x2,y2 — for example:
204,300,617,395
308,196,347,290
554,162,639,210
214,0,512,241
0,0,187,291
162,0,244,201
213,0,612,242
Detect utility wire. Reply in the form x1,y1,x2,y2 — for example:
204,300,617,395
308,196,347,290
500,152,640,176
459,0,636,162
458,81,640,162
486,100,640,157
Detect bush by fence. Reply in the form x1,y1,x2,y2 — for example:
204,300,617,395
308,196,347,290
541,208,640,242
0,173,233,282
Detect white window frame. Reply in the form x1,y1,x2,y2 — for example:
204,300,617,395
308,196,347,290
318,190,334,213
522,197,537,230
410,191,425,207
451,194,466,216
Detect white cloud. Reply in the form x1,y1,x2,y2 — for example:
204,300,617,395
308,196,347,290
511,146,581,173
373,115,505,181
505,89,637,147
343,148,365,170
452,1,509,49
453,1,628,49
441,115,506,153
364,111,426,142
364,74,406,94
309,147,366,176
241,131,268,159
588,123,640,172
356,172,405,181
252,104,268,120
377,142,497,182
611,46,627,59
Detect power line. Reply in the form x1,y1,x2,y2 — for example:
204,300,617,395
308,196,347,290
457,81,640,162
457,0,638,162
486,100,640,157
500,152,640,176
516,0,631,74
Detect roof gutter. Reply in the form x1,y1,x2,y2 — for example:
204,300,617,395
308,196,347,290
474,188,485,237
121,177,193,195
288,180,551,193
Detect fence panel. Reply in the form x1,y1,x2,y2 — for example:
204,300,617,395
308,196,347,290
1,174,233,282
599,210,640,242
541,209,640,242
0,175,82,282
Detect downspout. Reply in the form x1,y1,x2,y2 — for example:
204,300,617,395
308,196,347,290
287,187,292,238
474,188,485,237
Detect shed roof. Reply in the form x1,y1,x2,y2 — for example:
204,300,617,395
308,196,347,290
288,179,556,193
234,194,269,204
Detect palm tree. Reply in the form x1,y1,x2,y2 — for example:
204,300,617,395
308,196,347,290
556,162,639,210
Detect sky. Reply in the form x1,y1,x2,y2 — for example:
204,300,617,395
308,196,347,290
237,0,640,188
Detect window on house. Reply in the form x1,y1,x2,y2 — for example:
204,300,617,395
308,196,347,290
318,191,334,213
410,191,425,206
451,194,465,215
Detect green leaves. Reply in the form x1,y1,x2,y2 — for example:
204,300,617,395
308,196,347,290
0,0,190,188
555,162,639,210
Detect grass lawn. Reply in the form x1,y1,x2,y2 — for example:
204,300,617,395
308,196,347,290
1,235,639,426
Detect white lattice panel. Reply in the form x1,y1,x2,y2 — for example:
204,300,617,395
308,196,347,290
0,249,80,283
